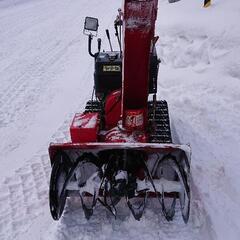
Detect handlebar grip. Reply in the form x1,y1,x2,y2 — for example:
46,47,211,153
106,29,110,39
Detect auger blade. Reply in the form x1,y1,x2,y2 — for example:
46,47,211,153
49,152,73,220
79,192,97,220
151,156,191,223
49,142,191,222
161,190,176,221
126,191,148,221
74,156,102,220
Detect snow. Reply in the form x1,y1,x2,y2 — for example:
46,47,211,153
72,113,98,129
137,178,183,193
0,0,240,239
125,1,155,29
156,1,240,239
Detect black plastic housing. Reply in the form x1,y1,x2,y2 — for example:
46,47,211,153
94,50,159,95
94,51,122,95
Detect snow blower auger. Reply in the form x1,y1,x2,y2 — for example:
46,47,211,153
49,0,191,223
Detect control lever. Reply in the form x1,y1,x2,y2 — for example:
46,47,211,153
88,35,95,58
97,38,101,52
106,29,113,52
114,24,122,54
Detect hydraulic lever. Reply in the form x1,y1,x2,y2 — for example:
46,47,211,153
114,8,123,55
97,38,102,52
106,29,113,52
114,24,122,54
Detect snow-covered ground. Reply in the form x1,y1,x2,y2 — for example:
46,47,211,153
157,1,240,239
0,0,239,239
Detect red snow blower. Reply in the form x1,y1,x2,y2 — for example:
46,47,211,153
49,0,191,223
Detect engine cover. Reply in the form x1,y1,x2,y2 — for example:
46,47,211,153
94,51,122,95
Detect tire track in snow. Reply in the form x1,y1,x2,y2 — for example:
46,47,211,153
0,118,71,240
0,0,92,127
0,0,117,129
0,154,50,240
0,36,81,126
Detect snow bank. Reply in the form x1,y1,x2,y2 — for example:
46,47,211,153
156,1,240,239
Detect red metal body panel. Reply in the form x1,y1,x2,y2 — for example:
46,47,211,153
125,109,144,130
122,0,158,129
70,112,99,143
105,90,121,129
